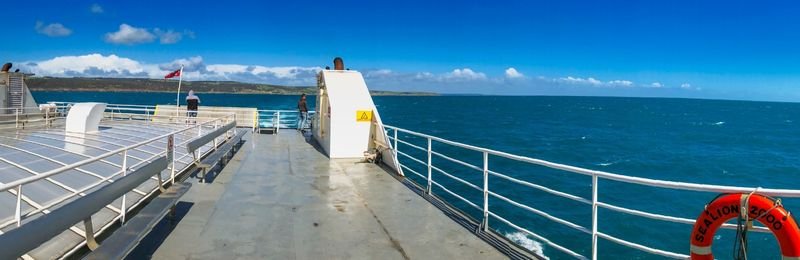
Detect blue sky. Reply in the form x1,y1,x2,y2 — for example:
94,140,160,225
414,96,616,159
2,0,800,101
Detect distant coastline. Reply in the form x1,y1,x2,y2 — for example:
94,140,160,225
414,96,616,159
26,77,438,96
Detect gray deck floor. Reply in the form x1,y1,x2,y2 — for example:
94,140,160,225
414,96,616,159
152,131,505,259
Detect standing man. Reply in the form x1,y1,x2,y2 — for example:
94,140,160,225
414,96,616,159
297,93,308,131
186,90,200,123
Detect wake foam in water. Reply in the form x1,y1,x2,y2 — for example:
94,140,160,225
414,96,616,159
713,121,725,125
505,232,549,259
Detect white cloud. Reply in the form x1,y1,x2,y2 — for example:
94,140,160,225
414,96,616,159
105,24,156,45
105,24,193,45
20,53,152,77
558,76,602,85
414,72,435,80
17,53,323,85
444,68,487,81
364,69,394,78
15,54,698,96
154,29,194,44
90,3,104,13
205,65,322,84
680,83,691,89
35,21,72,37
160,56,205,72
505,67,524,79
650,82,664,88
555,77,638,88
608,80,633,87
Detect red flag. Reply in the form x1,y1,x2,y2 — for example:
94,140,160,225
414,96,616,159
164,69,181,79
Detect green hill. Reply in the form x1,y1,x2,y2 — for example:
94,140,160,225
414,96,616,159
25,77,437,96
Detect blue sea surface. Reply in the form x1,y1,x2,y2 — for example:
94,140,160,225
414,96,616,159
32,91,800,259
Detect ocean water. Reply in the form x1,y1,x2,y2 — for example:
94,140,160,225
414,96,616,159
32,92,800,259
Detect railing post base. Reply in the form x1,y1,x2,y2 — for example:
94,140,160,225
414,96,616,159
482,151,489,232
84,217,99,250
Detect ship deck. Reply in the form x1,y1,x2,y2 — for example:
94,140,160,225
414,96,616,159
150,131,506,259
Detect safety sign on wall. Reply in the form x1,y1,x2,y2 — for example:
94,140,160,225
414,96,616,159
356,110,373,122
166,134,174,162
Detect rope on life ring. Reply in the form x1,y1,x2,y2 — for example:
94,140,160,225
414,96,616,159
690,193,800,260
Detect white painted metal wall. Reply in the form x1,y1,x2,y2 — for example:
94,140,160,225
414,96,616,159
313,70,378,159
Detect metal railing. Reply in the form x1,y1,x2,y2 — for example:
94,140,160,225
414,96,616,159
257,110,315,133
0,104,238,259
383,124,800,259
0,106,66,130
50,102,315,134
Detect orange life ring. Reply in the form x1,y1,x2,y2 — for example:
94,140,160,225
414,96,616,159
690,193,800,259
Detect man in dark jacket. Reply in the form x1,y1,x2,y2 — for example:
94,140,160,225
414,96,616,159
186,90,200,124
297,94,308,131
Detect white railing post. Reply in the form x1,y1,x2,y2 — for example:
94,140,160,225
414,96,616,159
591,174,599,260
276,111,281,133
15,109,19,129
15,184,22,227
482,151,489,232
120,149,128,225
393,128,398,161
213,121,219,149
427,137,432,194
169,135,176,184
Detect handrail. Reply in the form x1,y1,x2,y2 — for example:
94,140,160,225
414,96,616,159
382,124,800,259
0,115,231,192
256,110,315,132
0,104,239,259
0,156,168,259
385,124,800,197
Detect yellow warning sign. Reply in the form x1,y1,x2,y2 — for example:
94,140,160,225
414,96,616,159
356,110,373,122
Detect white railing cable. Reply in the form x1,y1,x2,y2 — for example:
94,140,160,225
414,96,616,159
488,191,591,235
430,165,482,192
596,201,771,233
396,150,427,167
487,169,592,205
399,164,427,180
596,232,688,259
395,138,427,153
430,180,482,211
431,150,483,172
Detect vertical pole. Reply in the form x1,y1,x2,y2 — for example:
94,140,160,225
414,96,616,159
276,111,281,134
121,150,128,225
214,121,219,149
393,128,398,160
170,135,176,184
175,65,184,119
591,174,599,260
426,137,432,194
482,151,489,232
15,109,19,129
15,185,22,227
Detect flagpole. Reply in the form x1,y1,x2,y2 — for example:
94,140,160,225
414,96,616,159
175,65,184,118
